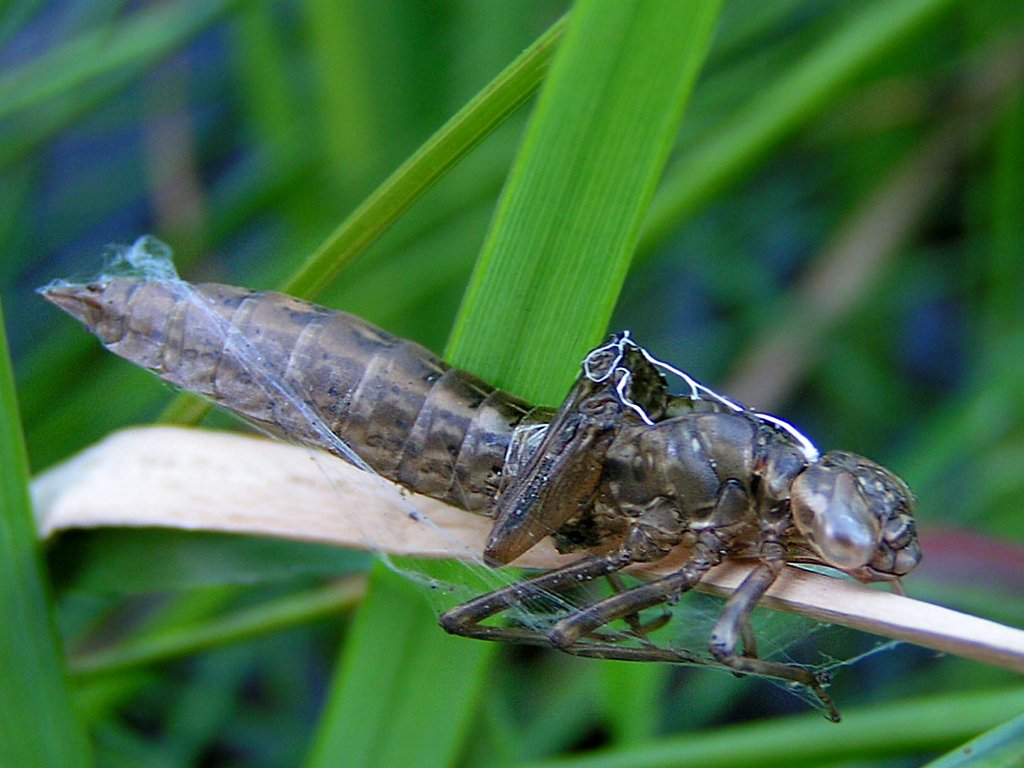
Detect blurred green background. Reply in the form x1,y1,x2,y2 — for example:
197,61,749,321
2,0,1023,766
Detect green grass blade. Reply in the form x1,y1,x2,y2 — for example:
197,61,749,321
447,0,723,402
280,12,568,301
230,5,304,164
70,580,364,680
0,70,137,173
984,86,1024,343
515,688,1024,768
302,0,378,188
307,563,492,768
925,710,1024,767
600,662,666,745
0,0,241,122
0,298,92,766
639,0,958,256
310,3,722,765
160,12,566,426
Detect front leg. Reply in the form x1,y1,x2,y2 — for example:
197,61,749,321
709,549,841,722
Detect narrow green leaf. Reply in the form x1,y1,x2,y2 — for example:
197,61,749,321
0,0,241,122
160,12,567,426
51,530,371,594
70,580,364,680
600,662,666,745
302,0,378,187
0,298,92,766
985,86,1024,342
639,0,958,256
307,563,492,768
281,12,568,301
515,688,1024,768
230,5,304,163
447,0,723,402
72,588,240,723
0,87,111,173
924,710,1024,767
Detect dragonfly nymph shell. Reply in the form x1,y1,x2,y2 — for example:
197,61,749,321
44,275,921,721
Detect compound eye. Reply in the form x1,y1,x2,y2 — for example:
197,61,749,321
792,466,881,571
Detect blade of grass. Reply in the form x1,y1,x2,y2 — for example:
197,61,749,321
52,529,370,594
0,0,241,122
70,579,365,680
307,563,492,768
72,588,241,724
0,298,92,766
601,662,666,745
302,0,378,188
984,86,1024,343
230,5,304,166
447,0,723,401
515,687,1024,768
925,710,1024,767
638,0,959,258
0,70,136,174
280,12,567,301
160,11,567,426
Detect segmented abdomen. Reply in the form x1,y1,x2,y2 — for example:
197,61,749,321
60,279,540,513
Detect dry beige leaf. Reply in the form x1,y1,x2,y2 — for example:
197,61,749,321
33,426,1024,675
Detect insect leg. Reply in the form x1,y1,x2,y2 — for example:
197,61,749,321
599,573,672,640
438,550,633,640
552,639,709,666
709,557,841,722
547,549,718,648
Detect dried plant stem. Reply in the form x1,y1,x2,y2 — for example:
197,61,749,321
33,426,1024,675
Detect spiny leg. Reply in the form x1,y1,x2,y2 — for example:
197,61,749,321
587,573,672,642
554,639,708,667
709,557,841,722
438,551,633,641
548,552,717,648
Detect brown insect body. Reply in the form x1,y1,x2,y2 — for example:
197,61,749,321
45,275,921,721
50,278,545,513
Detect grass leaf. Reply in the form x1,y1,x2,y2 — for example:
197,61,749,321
640,0,959,255
0,298,92,766
0,0,239,122
447,0,723,402
307,563,491,768
281,13,568,301
514,688,1024,768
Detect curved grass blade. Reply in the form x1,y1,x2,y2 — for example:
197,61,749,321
0,297,92,766
447,0,723,402
639,0,959,258
925,710,1024,768
514,688,1024,768
0,0,240,123
307,563,491,768
281,13,568,302
160,11,567,427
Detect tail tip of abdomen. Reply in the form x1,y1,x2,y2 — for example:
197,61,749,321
40,282,108,330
